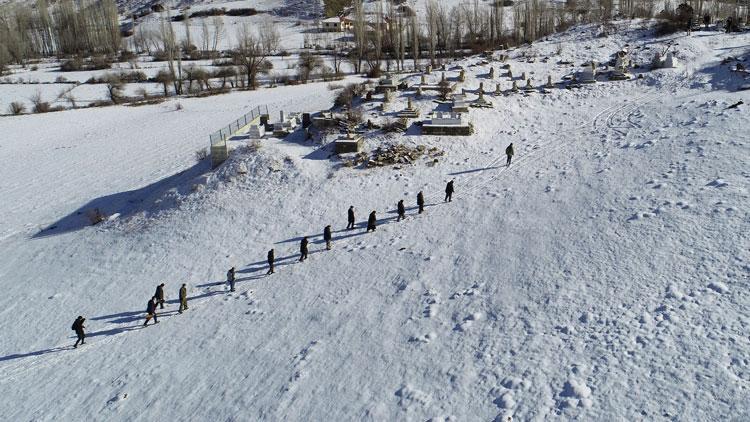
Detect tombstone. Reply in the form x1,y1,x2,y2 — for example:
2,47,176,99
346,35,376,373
546,75,553,88
489,67,495,79
521,72,527,81
416,86,423,97
472,88,492,108
398,96,420,118
459,69,466,82
479,82,484,92
383,89,391,103
365,90,373,101
426,65,432,74
420,74,426,85
580,61,597,83
302,112,312,128
512,80,518,92
508,69,513,79
652,51,663,69
495,83,502,95
664,52,677,68
441,72,446,83
523,78,534,92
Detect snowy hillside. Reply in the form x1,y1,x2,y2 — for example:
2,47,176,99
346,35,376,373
0,22,749,420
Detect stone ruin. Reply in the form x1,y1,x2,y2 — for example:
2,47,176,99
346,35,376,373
488,67,495,79
344,144,445,168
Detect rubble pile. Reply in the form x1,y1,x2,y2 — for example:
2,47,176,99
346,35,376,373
344,144,445,168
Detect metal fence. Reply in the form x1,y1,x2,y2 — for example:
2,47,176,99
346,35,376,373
209,105,269,146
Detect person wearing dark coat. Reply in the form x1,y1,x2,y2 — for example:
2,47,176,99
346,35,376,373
397,200,406,221
178,283,188,313
323,225,332,250
227,267,236,292
299,237,309,261
444,180,454,202
267,249,275,275
417,191,425,214
143,297,159,326
506,143,514,166
366,211,377,232
347,206,355,230
155,283,166,309
72,316,86,348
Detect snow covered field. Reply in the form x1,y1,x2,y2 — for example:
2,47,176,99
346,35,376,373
0,23,748,420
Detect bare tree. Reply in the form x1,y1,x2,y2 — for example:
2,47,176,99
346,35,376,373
234,21,279,88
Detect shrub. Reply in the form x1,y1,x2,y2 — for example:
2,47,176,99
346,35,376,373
119,50,137,62
225,8,257,16
195,147,208,161
89,56,113,70
189,8,226,18
175,102,183,111
30,92,50,113
8,101,25,115
60,57,84,72
55,75,68,83
86,208,106,225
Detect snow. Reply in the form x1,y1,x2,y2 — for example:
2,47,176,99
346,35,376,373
0,22,749,421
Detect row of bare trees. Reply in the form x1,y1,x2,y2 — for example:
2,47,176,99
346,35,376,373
339,0,749,74
0,0,120,65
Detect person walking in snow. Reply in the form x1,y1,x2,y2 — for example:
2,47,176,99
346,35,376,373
366,211,377,232
417,191,425,214
71,316,86,348
155,283,166,309
397,200,406,222
299,237,309,261
227,267,236,292
323,225,332,250
444,180,454,202
143,297,159,326
347,206,355,230
178,283,188,313
267,249,275,275
505,143,514,166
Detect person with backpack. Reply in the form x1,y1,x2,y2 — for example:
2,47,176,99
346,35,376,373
323,225,332,250
397,200,406,221
299,237,309,261
417,191,425,214
227,267,236,292
155,283,166,309
178,283,188,314
267,249,275,275
347,206,355,230
71,316,86,348
366,211,377,232
444,180,454,202
143,297,159,326
506,143,514,166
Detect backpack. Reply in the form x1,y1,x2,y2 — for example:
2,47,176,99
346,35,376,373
71,321,77,331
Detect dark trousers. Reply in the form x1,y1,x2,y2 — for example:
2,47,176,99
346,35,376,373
444,192,452,202
229,280,235,292
507,155,512,166
347,221,355,229
326,240,331,250
300,251,308,261
179,298,188,312
397,213,404,221
74,331,85,347
267,261,274,274
158,299,164,309
418,204,424,214
143,312,158,326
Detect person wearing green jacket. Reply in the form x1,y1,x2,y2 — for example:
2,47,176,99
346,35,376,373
178,283,188,313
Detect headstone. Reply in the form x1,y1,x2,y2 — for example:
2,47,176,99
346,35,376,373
546,75,553,88
508,69,513,79
521,72,527,81
479,82,484,92
426,65,432,74
420,74,426,85
441,72,446,83
664,52,677,68
489,67,495,78
495,83,502,95
459,69,466,82
512,80,518,92
383,89,391,103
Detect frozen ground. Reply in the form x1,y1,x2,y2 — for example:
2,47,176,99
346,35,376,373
0,23,748,420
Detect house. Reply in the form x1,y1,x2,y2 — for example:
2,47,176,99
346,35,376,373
321,16,342,32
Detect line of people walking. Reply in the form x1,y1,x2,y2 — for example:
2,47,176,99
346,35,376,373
69,143,515,348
